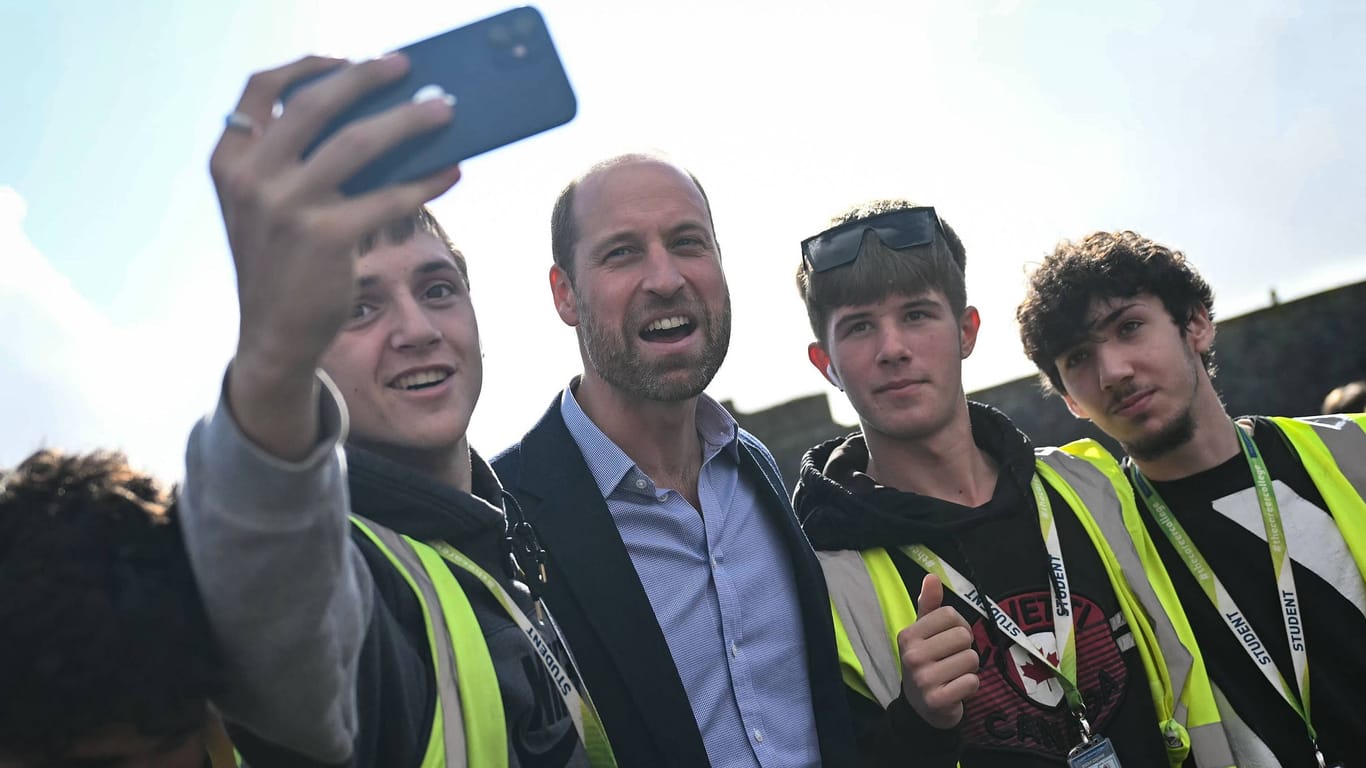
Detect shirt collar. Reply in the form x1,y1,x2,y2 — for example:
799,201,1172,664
696,393,742,463
559,379,742,500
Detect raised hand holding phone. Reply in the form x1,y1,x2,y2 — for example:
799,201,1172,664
211,53,462,462
897,573,982,729
282,6,577,195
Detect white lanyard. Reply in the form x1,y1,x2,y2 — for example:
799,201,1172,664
903,475,1092,733
428,540,617,766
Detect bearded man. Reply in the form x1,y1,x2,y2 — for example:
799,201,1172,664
494,154,859,768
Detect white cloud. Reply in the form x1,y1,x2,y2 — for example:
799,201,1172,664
0,186,222,481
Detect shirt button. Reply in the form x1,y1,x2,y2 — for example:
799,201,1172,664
730,641,739,658
754,729,764,743
634,478,647,490
710,556,719,568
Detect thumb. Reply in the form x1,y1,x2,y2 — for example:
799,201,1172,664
917,573,944,614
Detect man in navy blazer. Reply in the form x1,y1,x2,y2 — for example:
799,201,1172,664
494,153,857,767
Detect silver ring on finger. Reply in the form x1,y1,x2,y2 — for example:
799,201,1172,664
223,111,259,136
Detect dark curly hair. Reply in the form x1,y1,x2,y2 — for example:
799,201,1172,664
795,199,969,345
0,449,224,760
1017,230,1216,395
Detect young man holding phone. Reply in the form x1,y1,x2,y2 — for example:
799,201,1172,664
181,54,603,768
1017,230,1366,767
790,200,1235,767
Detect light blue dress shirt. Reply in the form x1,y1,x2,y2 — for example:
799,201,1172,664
560,386,821,768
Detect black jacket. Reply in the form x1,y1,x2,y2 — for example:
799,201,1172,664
493,395,860,768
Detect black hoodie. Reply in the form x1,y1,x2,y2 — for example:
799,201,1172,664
231,446,589,768
794,402,1178,768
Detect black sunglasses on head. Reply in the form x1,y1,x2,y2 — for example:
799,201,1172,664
801,206,946,273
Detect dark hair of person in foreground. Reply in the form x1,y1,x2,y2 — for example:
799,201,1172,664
0,449,224,765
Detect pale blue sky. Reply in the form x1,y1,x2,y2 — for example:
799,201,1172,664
2,0,1363,478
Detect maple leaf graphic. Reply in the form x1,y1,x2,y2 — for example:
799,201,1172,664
1020,656,1054,684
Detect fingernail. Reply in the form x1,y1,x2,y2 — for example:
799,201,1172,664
412,84,456,108
421,98,454,121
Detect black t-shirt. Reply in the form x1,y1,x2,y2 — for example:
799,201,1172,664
881,477,1176,767
1140,419,1366,767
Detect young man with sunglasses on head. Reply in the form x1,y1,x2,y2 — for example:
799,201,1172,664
1017,230,1366,768
792,201,1236,767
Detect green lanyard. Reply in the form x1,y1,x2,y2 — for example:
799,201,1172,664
903,475,1093,735
1129,423,1329,765
428,541,619,768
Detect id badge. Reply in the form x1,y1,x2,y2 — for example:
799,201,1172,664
1067,736,1122,768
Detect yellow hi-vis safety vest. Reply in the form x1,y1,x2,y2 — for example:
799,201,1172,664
352,516,619,768
1068,414,1366,766
1262,414,1366,575
821,451,1236,768
352,517,508,768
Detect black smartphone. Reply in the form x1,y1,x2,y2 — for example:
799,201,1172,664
283,6,577,195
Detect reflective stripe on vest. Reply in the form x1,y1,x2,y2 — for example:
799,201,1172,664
1053,441,1240,768
820,548,914,707
1267,414,1366,577
821,549,964,768
352,517,506,768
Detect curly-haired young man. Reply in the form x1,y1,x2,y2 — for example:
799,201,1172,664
791,202,1234,768
1018,230,1366,768
0,449,234,768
